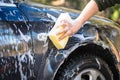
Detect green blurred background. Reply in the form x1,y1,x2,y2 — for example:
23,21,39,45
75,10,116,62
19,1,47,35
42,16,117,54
29,0,120,24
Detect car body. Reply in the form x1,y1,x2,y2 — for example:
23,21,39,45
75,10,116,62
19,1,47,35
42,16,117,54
0,1,120,80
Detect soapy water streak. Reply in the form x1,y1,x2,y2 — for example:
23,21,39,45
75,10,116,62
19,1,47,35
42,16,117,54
0,51,35,79
18,50,35,80
0,15,34,80
12,24,34,79
0,26,35,79
0,1,50,79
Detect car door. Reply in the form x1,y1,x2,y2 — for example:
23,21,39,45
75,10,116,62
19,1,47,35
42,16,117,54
0,3,35,80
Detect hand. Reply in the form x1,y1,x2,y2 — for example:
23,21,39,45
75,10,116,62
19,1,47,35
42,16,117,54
56,19,80,40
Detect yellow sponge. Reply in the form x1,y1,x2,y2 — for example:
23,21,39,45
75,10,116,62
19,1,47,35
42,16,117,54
49,13,72,49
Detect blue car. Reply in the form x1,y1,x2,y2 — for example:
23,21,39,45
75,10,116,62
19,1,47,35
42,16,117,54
0,1,120,80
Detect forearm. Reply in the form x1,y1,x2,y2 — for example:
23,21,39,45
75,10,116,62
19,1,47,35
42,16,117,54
57,0,120,40
74,0,99,30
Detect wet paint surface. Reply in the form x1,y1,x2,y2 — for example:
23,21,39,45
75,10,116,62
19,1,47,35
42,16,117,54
0,22,34,80
0,3,34,79
0,2,55,79
0,2,120,80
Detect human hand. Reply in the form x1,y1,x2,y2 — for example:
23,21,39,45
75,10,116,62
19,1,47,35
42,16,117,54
56,19,80,40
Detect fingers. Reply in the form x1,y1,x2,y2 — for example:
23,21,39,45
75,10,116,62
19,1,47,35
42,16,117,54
56,20,69,34
56,19,74,40
59,29,72,40
56,20,67,28
56,26,69,34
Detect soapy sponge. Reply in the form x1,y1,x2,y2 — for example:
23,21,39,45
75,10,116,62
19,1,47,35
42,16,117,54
49,13,72,49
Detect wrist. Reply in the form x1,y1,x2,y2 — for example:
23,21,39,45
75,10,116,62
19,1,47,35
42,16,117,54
74,19,83,29
70,19,82,35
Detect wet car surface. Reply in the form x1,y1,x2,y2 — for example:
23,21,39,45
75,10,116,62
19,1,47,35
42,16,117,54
0,1,120,80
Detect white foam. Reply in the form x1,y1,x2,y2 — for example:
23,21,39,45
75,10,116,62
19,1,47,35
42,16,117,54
0,3,16,7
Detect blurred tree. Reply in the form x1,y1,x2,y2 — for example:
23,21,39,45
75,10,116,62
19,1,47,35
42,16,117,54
66,0,88,10
51,0,65,6
111,4,120,24
28,0,120,24
30,0,50,4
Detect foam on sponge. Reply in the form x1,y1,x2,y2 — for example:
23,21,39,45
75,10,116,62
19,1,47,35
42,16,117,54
49,13,72,49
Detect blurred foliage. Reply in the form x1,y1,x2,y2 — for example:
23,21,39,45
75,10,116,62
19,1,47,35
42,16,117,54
29,0,120,24
111,4,120,23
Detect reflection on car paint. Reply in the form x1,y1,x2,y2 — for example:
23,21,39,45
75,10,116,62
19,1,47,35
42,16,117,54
17,50,34,80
